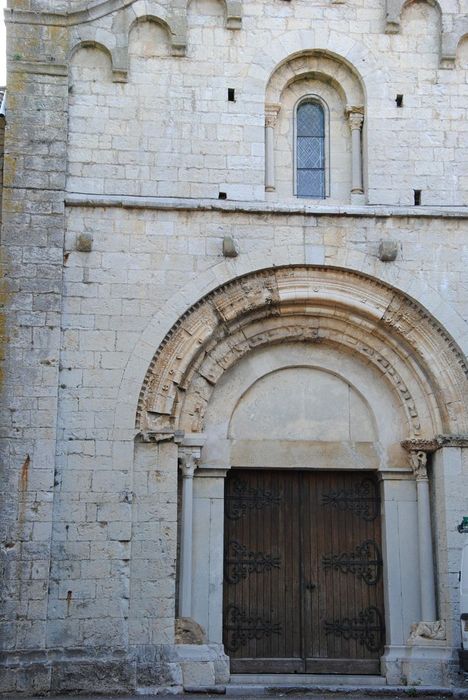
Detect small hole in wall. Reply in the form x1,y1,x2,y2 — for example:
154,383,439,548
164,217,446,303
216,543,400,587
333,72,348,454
228,88,235,102
396,94,403,108
414,190,422,206
218,192,227,200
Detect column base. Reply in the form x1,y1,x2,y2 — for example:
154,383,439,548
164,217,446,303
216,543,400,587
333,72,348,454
350,192,366,205
382,643,458,687
165,643,230,692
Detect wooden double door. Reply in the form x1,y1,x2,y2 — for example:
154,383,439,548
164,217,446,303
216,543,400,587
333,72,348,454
223,469,385,674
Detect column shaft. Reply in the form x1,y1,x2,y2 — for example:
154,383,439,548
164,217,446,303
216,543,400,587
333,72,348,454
416,478,437,621
351,126,363,193
264,104,280,192
410,450,437,622
179,457,196,618
265,125,275,191
347,108,364,196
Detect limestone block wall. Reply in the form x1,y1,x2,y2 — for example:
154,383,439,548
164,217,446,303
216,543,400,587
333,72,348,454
0,105,4,220
1,0,468,694
0,11,69,684
33,204,466,664
433,447,468,648
61,0,468,206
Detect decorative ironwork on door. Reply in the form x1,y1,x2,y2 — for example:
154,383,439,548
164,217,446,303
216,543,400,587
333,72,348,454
224,605,282,652
225,477,282,521
321,477,380,521
223,470,385,674
322,539,383,585
324,606,385,653
224,540,281,584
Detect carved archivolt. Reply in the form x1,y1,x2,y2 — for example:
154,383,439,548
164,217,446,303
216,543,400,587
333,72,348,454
137,267,468,438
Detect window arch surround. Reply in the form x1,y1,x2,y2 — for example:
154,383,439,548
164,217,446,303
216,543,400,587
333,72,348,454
294,95,330,199
266,51,365,108
265,51,366,202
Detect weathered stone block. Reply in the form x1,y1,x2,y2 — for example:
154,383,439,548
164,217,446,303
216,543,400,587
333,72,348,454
181,661,216,688
175,617,207,644
50,659,135,694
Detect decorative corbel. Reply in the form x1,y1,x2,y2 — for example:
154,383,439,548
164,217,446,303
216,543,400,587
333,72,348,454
409,450,428,482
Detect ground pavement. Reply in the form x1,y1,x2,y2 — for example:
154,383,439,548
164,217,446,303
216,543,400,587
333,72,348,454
12,692,468,700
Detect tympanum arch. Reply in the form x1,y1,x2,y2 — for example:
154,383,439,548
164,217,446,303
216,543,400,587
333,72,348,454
201,345,409,471
137,266,468,448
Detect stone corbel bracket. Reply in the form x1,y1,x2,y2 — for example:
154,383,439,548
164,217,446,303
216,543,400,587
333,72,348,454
440,17,468,69
385,0,403,34
225,0,242,29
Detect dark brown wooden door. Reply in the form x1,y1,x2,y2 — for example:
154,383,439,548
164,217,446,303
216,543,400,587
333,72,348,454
223,470,385,674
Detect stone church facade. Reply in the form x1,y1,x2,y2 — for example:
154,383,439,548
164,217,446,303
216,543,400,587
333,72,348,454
1,0,468,694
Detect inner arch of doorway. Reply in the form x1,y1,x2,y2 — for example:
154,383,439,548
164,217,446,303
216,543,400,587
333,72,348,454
201,348,401,471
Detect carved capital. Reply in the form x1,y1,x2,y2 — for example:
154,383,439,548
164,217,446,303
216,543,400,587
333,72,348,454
409,450,428,481
178,435,204,478
178,450,199,479
265,103,281,129
347,108,364,131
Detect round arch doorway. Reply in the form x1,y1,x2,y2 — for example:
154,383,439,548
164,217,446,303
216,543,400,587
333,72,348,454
199,347,389,675
137,265,468,682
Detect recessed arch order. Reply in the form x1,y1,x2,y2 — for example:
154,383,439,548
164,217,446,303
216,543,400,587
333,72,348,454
137,266,468,444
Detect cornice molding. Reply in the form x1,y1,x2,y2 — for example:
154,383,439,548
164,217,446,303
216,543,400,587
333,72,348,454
8,60,68,76
64,194,468,220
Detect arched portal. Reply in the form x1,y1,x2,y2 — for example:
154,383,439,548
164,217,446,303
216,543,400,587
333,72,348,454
136,266,468,680
138,266,468,439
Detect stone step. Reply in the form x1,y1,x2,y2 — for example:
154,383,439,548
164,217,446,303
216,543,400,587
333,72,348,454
229,674,385,687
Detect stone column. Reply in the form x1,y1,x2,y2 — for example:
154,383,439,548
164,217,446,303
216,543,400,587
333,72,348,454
347,107,365,198
409,450,437,622
192,467,229,642
379,471,419,649
431,440,468,645
178,449,198,618
265,103,280,192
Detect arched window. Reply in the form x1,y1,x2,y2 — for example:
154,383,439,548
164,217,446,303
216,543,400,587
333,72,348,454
295,100,325,199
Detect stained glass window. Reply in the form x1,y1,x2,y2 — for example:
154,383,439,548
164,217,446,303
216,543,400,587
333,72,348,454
296,101,325,198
